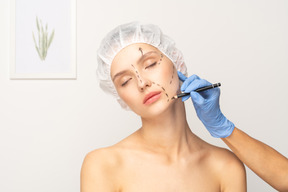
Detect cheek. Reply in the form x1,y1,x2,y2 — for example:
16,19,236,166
158,61,178,88
149,61,174,82
164,65,179,95
150,61,179,100
117,87,134,105
118,89,144,115
116,85,142,111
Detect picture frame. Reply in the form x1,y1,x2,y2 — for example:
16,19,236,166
10,0,77,79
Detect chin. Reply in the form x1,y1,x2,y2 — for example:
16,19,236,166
135,98,177,119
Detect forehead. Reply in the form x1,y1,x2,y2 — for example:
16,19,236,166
110,43,160,75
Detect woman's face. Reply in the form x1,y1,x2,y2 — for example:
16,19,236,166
110,43,180,118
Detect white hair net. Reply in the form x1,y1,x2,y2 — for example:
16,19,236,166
96,21,188,110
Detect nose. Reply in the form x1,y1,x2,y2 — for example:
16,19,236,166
137,73,151,92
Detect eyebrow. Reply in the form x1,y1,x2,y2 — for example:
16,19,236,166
137,51,158,64
112,70,129,82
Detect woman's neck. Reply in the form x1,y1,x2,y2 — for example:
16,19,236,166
138,100,194,160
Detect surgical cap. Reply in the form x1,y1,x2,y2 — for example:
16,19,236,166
96,21,188,110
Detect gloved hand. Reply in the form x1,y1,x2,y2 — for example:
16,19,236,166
177,71,235,138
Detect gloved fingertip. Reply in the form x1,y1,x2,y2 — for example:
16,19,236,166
182,95,190,102
177,71,187,82
180,86,186,92
177,71,183,76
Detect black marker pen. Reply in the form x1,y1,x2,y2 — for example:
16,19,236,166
172,83,221,99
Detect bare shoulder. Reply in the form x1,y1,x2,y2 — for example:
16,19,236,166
206,145,247,192
82,147,120,170
208,145,244,170
81,146,122,192
81,132,136,170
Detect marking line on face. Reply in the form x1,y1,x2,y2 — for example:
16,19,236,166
139,47,144,56
170,65,175,84
158,54,163,65
131,64,142,83
132,48,171,102
152,81,170,102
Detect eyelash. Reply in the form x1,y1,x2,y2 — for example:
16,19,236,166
121,78,132,87
145,62,157,69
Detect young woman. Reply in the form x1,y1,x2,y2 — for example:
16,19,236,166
81,22,246,192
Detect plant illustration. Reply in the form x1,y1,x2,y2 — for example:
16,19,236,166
32,16,55,61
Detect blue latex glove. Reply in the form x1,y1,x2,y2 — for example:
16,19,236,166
177,71,235,138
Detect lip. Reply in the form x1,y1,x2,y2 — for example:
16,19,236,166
143,91,162,105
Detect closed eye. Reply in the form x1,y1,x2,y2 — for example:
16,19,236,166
121,78,132,87
145,62,157,69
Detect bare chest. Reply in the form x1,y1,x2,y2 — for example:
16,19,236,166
115,158,220,192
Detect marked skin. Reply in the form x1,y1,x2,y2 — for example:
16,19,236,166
137,48,172,102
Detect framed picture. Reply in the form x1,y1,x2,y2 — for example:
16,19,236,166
10,0,77,79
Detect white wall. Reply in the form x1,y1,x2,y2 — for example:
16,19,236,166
1,0,287,191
